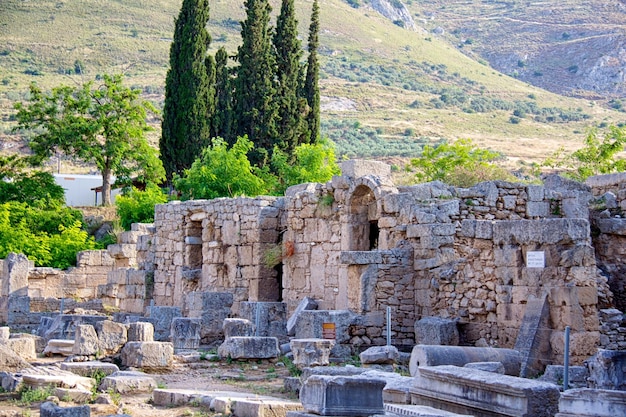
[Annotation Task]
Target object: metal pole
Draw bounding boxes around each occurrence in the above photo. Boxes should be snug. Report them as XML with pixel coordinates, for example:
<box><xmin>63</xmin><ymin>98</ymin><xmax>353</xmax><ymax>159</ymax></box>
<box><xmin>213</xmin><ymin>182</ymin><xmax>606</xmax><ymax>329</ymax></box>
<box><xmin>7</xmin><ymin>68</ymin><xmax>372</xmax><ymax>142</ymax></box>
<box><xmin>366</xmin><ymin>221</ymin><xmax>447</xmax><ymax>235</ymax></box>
<box><xmin>386</xmin><ymin>306</ymin><xmax>391</xmax><ymax>346</ymax></box>
<box><xmin>563</xmin><ymin>326</ymin><xmax>570</xmax><ymax>391</ymax></box>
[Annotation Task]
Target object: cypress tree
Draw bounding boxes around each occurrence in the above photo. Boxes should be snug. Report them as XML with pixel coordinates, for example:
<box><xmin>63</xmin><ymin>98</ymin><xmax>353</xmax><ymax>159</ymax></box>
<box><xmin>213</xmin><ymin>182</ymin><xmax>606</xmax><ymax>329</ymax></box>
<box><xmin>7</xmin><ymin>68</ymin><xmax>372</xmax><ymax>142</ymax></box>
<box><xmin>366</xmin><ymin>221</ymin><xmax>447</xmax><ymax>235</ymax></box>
<box><xmin>274</xmin><ymin>0</ymin><xmax>305</xmax><ymax>157</ymax></box>
<box><xmin>213</xmin><ymin>47</ymin><xmax>234</xmax><ymax>141</ymax></box>
<box><xmin>304</xmin><ymin>0</ymin><xmax>321</xmax><ymax>144</ymax></box>
<box><xmin>234</xmin><ymin>0</ymin><xmax>278</xmax><ymax>167</ymax></box>
<box><xmin>160</xmin><ymin>0</ymin><xmax>214</xmax><ymax>184</ymax></box>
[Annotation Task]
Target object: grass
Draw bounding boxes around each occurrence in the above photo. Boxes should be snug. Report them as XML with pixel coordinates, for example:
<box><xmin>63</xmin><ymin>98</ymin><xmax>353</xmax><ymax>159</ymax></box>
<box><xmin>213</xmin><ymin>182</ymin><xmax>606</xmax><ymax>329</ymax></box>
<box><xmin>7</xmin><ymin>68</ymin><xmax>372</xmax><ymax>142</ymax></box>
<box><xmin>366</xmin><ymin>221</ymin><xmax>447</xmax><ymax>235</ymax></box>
<box><xmin>0</xmin><ymin>0</ymin><xmax>623</xmax><ymax>169</ymax></box>
<box><xmin>16</xmin><ymin>385</ymin><xmax>54</xmax><ymax>406</ymax></box>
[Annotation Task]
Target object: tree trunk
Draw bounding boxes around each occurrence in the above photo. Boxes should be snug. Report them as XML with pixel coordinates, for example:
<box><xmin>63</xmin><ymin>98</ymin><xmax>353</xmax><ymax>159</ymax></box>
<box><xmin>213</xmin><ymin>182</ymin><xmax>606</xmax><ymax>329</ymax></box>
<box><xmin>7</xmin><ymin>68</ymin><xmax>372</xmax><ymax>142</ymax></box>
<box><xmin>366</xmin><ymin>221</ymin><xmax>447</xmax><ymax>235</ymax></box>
<box><xmin>101</xmin><ymin>167</ymin><xmax>112</xmax><ymax>206</ymax></box>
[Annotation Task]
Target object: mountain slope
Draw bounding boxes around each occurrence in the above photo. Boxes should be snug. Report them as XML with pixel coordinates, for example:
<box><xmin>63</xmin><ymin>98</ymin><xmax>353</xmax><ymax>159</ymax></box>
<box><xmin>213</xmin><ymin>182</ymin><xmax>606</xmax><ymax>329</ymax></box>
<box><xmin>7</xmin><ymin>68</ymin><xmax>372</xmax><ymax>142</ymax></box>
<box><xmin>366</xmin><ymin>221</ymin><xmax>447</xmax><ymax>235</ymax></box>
<box><xmin>0</xmin><ymin>0</ymin><xmax>624</xmax><ymax>169</ymax></box>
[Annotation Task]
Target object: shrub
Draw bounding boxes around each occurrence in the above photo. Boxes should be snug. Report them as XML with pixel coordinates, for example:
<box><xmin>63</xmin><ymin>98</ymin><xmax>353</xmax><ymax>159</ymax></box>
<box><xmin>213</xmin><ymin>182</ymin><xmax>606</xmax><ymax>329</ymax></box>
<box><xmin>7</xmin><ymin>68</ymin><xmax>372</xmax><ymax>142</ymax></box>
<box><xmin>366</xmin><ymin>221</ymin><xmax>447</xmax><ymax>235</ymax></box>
<box><xmin>116</xmin><ymin>183</ymin><xmax>168</xmax><ymax>230</ymax></box>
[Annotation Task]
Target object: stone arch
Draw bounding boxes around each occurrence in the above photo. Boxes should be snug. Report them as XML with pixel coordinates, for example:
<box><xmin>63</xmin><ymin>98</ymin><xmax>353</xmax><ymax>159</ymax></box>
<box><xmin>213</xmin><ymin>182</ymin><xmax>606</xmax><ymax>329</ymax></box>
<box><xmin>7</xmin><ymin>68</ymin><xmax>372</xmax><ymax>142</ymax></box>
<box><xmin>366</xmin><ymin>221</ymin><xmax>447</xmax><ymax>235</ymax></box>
<box><xmin>344</xmin><ymin>177</ymin><xmax>386</xmax><ymax>251</ymax></box>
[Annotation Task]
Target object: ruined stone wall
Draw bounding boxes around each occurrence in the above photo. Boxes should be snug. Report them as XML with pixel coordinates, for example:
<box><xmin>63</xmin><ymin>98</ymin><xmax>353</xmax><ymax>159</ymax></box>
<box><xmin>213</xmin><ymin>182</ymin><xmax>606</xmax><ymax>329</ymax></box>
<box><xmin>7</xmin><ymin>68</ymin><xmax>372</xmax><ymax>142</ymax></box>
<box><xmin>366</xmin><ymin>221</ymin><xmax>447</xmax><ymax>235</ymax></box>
<box><xmin>152</xmin><ymin>197</ymin><xmax>282</xmax><ymax>315</ymax></box>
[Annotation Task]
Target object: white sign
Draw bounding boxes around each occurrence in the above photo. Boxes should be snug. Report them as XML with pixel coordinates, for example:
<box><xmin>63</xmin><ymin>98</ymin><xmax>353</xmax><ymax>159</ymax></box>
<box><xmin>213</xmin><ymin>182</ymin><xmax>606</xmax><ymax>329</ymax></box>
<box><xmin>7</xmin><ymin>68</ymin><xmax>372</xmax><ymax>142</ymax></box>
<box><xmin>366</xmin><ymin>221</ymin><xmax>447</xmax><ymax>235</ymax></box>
<box><xmin>526</xmin><ymin>251</ymin><xmax>545</xmax><ymax>268</ymax></box>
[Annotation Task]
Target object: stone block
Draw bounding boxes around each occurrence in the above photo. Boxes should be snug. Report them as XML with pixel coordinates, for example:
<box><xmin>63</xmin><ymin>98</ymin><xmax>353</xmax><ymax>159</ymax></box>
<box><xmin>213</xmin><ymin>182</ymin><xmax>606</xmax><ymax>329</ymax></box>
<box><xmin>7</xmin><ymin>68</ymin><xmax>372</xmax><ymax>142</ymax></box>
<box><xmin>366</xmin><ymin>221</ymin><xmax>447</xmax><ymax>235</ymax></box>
<box><xmin>146</xmin><ymin>306</ymin><xmax>181</xmax><ymax>341</ymax></box>
<box><xmin>95</xmin><ymin>320</ymin><xmax>127</xmax><ymax>356</ymax></box>
<box><xmin>359</xmin><ymin>345</ymin><xmax>399</xmax><ymax>365</ymax></box>
<box><xmin>120</xmin><ymin>341</ymin><xmax>173</xmax><ymax>369</ymax></box>
<box><xmin>40</xmin><ymin>401</ymin><xmax>90</xmax><ymax>417</ymax></box>
<box><xmin>295</xmin><ymin>310</ymin><xmax>355</xmax><ymax>345</ymax></box>
<box><xmin>414</xmin><ymin>316</ymin><xmax>459</xmax><ymax>346</ymax></box>
<box><xmin>0</xmin><ymin>327</ymin><xmax>9</xmax><ymax>342</ymax></box>
<box><xmin>39</xmin><ymin>314</ymin><xmax>108</xmax><ymax>342</ymax></box>
<box><xmin>127</xmin><ymin>321</ymin><xmax>154</xmax><ymax>342</ymax></box>
<box><xmin>5</xmin><ymin>337</ymin><xmax>36</xmax><ymax>361</ymax></box>
<box><xmin>299</xmin><ymin>375</ymin><xmax>386</xmax><ymax>416</ymax></box>
<box><xmin>240</xmin><ymin>302</ymin><xmax>288</xmax><ymax>341</ymax></box>
<box><xmin>585</xmin><ymin>349</ymin><xmax>626</xmax><ymax>391</ymax></box>
<box><xmin>188</xmin><ymin>292</ymin><xmax>232</xmax><ymax>343</ymax></box>
<box><xmin>99</xmin><ymin>370</ymin><xmax>157</xmax><ymax>394</ymax></box>
<box><xmin>463</xmin><ymin>361</ymin><xmax>505</xmax><ymax>374</ymax></box>
<box><xmin>291</xmin><ymin>339</ymin><xmax>335</xmax><ymax>368</ymax></box>
<box><xmin>53</xmin><ymin>387</ymin><xmax>92</xmax><ymax>404</ymax></box>
<box><xmin>287</xmin><ymin>297</ymin><xmax>318</xmax><ymax>336</ymax></box>
<box><xmin>223</xmin><ymin>318</ymin><xmax>255</xmax><ymax>338</ymax></box>
<box><xmin>10</xmin><ymin>333</ymin><xmax>46</xmax><ymax>353</ymax></box>
<box><xmin>73</xmin><ymin>324</ymin><xmax>99</xmax><ymax>356</ymax></box>
<box><xmin>59</xmin><ymin>361</ymin><xmax>120</xmax><ymax>377</ymax></box>
<box><xmin>411</xmin><ymin>365</ymin><xmax>560</xmax><ymax>417</ymax></box>
<box><xmin>218</xmin><ymin>337</ymin><xmax>280</xmax><ymax>360</ymax></box>
<box><xmin>409</xmin><ymin>345</ymin><xmax>522</xmax><ymax>377</ymax></box>
<box><xmin>43</xmin><ymin>339</ymin><xmax>75</xmax><ymax>357</ymax></box>
<box><xmin>341</xmin><ymin>159</ymin><xmax>391</xmax><ymax>179</ymax></box>
<box><xmin>556</xmin><ymin>388</ymin><xmax>626</xmax><ymax>417</ymax></box>
<box><xmin>0</xmin><ymin>343</ymin><xmax>30</xmax><ymax>372</ymax></box>
<box><xmin>170</xmin><ymin>317</ymin><xmax>201</xmax><ymax>350</ymax></box>
<box><xmin>537</xmin><ymin>365</ymin><xmax>588</xmax><ymax>389</ymax></box>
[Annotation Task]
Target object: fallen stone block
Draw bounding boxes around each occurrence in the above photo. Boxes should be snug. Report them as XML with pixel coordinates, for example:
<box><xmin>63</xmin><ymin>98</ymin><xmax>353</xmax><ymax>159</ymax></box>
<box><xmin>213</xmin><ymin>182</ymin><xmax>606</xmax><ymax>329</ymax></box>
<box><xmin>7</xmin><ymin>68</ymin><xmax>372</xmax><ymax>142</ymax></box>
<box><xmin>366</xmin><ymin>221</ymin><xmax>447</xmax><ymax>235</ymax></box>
<box><xmin>414</xmin><ymin>317</ymin><xmax>459</xmax><ymax>346</ymax></box>
<box><xmin>287</xmin><ymin>297</ymin><xmax>318</xmax><ymax>336</ymax></box>
<box><xmin>463</xmin><ymin>361</ymin><xmax>505</xmax><ymax>374</ymax></box>
<box><xmin>555</xmin><ymin>388</ymin><xmax>626</xmax><ymax>417</ymax></box>
<box><xmin>218</xmin><ymin>337</ymin><xmax>280</xmax><ymax>360</ymax></box>
<box><xmin>170</xmin><ymin>317</ymin><xmax>201</xmax><ymax>350</ymax></box>
<box><xmin>410</xmin><ymin>365</ymin><xmax>560</xmax><ymax>417</ymax></box>
<box><xmin>300</xmin><ymin>374</ymin><xmax>386</xmax><ymax>416</ymax></box>
<box><xmin>231</xmin><ymin>397</ymin><xmax>303</xmax><ymax>417</ymax></box>
<box><xmin>21</xmin><ymin>369</ymin><xmax>94</xmax><ymax>392</ymax></box>
<box><xmin>291</xmin><ymin>338</ymin><xmax>335</xmax><ymax>368</ymax></box>
<box><xmin>585</xmin><ymin>349</ymin><xmax>626</xmax><ymax>391</ymax></box>
<box><xmin>5</xmin><ymin>337</ymin><xmax>36</xmax><ymax>361</ymax></box>
<box><xmin>240</xmin><ymin>301</ymin><xmax>288</xmax><ymax>342</ymax></box>
<box><xmin>0</xmin><ymin>371</ymin><xmax>23</xmax><ymax>392</ymax></box>
<box><xmin>43</xmin><ymin>339</ymin><xmax>75</xmax><ymax>357</ymax></box>
<box><xmin>73</xmin><ymin>324</ymin><xmax>99</xmax><ymax>356</ymax></box>
<box><xmin>145</xmin><ymin>306</ymin><xmax>181</xmax><ymax>341</ymax></box>
<box><xmin>409</xmin><ymin>344</ymin><xmax>522</xmax><ymax>376</ymax></box>
<box><xmin>95</xmin><ymin>320</ymin><xmax>127</xmax><ymax>356</ymax></box>
<box><xmin>40</xmin><ymin>401</ymin><xmax>90</xmax><ymax>417</ymax></box>
<box><xmin>385</xmin><ymin>404</ymin><xmax>473</xmax><ymax>417</ymax></box>
<box><xmin>99</xmin><ymin>370</ymin><xmax>157</xmax><ymax>394</ymax></box>
<box><xmin>127</xmin><ymin>321</ymin><xmax>154</xmax><ymax>342</ymax></box>
<box><xmin>120</xmin><ymin>341</ymin><xmax>173</xmax><ymax>369</ymax></box>
<box><xmin>360</xmin><ymin>345</ymin><xmax>399</xmax><ymax>365</ymax></box>
<box><xmin>0</xmin><ymin>343</ymin><xmax>31</xmax><ymax>372</ymax></box>
<box><xmin>538</xmin><ymin>365</ymin><xmax>588</xmax><ymax>389</ymax></box>
<box><xmin>54</xmin><ymin>387</ymin><xmax>92</xmax><ymax>404</ymax></box>
<box><xmin>10</xmin><ymin>333</ymin><xmax>46</xmax><ymax>354</ymax></box>
<box><xmin>152</xmin><ymin>388</ymin><xmax>213</xmax><ymax>407</ymax></box>
<box><xmin>0</xmin><ymin>327</ymin><xmax>10</xmax><ymax>342</ymax></box>
<box><xmin>39</xmin><ymin>314</ymin><xmax>107</xmax><ymax>342</ymax></box>
<box><xmin>59</xmin><ymin>361</ymin><xmax>119</xmax><ymax>377</ymax></box>
<box><xmin>223</xmin><ymin>318</ymin><xmax>255</xmax><ymax>338</ymax></box>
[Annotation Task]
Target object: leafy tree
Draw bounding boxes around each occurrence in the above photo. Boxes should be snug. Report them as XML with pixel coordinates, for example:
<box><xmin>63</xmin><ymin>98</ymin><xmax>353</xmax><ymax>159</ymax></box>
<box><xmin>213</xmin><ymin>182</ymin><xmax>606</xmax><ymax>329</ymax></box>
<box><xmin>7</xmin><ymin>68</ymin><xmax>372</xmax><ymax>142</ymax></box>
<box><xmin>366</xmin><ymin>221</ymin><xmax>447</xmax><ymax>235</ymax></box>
<box><xmin>273</xmin><ymin>0</ymin><xmax>305</xmax><ymax>156</ymax></box>
<box><xmin>161</xmin><ymin>0</ymin><xmax>215</xmax><ymax>184</ymax></box>
<box><xmin>543</xmin><ymin>126</ymin><xmax>626</xmax><ymax>181</ymax></box>
<box><xmin>409</xmin><ymin>138</ymin><xmax>512</xmax><ymax>186</ymax></box>
<box><xmin>116</xmin><ymin>183</ymin><xmax>169</xmax><ymax>230</ymax></box>
<box><xmin>234</xmin><ymin>0</ymin><xmax>278</xmax><ymax>166</ymax></box>
<box><xmin>0</xmin><ymin>155</ymin><xmax>65</xmax><ymax>207</ymax></box>
<box><xmin>271</xmin><ymin>139</ymin><xmax>341</xmax><ymax>194</ymax></box>
<box><xmin>304</xmin><ymin>0</ymin><xmax>321</xmax><ymax>144</ymax></box>
<box><xmin>14</xmin><ymin>74</ymin><xmax>164</xmax><ymax>205</ymax></box>
<box><xmin>174</xmin><ymin>136</ymin><xmax>270</xmax><ymax>200</ymax></box>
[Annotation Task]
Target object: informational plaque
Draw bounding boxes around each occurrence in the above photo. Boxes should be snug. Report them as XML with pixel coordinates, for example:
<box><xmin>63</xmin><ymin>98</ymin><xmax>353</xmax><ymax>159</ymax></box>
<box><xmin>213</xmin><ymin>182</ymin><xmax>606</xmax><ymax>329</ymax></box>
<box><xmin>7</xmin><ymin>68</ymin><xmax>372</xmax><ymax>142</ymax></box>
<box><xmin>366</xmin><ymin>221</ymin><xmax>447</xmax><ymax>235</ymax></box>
<box><xmin>322</xmin><ymin>322</ymin><xmax>336</xmax><ymax>340</ymax></box>
<box><xmin>526</xmin><ymin>251</ymin><xmax>545</xmax><ymax>268</ymax></box>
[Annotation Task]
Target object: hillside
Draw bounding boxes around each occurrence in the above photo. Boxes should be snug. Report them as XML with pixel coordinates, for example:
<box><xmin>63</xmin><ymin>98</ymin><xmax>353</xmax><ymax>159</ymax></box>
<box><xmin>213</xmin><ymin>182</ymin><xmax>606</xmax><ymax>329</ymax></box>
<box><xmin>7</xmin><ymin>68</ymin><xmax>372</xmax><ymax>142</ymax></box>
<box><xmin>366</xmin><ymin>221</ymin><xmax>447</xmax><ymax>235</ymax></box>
<box><xmin>0</xmin><ymin>0</ymin><xmax>624</xmax><ymax>171</ymax></box>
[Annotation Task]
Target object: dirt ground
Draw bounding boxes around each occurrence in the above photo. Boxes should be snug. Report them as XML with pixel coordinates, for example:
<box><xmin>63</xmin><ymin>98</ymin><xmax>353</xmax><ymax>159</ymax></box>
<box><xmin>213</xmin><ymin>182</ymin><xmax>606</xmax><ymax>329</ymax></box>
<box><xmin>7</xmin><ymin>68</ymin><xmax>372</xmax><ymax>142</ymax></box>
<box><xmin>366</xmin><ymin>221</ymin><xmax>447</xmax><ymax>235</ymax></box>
<box><xmin>0</xmin><ymin>356</ymin><xmax>298</xmax><ymax>417</ymax></box>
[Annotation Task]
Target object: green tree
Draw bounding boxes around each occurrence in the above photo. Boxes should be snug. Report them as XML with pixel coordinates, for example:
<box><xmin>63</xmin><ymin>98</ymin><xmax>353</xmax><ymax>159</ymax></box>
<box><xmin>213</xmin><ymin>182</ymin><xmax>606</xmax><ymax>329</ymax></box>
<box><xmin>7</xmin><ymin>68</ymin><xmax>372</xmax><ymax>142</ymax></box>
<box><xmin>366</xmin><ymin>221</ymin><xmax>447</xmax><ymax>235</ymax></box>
<box><xmin>14</xmin><ymin>74</ymin><xmax>164</xmax><ymax>205</ymax></box>
<box><xmin>213</xmin><ymin>47</ymin><xmax>234</xmax><ymax>141</ymax></box>
<box><xmin>174</xmin><ymin>136</ymin><xmax>270</xmax><ymax>200</ymax></box>
<box><xmin>161</xmin><ymin>0</ymin><xmax>215</xmax><ymax>184</ymax></box>
<box><xmin>303</xmin><ymin>0</ymin><xmax>321</xmax><ymax>144</ymax></box>
<box><xmin>274</xmin><ymin>0</ymin><xmax>305</xmax><ymax>156</ymax></box>
<box><xmin>234</xmin><ymin>0</ymin><xmax>278</xmax><ymax>167</ymax></box>
<box><xmin>409</xmin><ymin>138</ymin><xmax>512</xmax><ymax>186</ymax></box>
<box><xmin>116</xmin><ymin>183</ymin><xmax>168</xmax><ymax>230</ymax></box>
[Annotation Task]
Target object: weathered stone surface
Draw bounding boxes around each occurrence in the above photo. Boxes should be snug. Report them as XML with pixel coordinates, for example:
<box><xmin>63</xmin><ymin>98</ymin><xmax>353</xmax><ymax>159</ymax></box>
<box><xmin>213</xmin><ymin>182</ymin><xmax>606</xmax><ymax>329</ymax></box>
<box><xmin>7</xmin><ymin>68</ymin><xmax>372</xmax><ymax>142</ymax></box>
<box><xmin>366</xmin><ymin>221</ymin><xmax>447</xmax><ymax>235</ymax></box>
<box><xmin>585</xmin><ymin>349</ymin><xmax>626</xmax><ymax>391</ymax></box>
<box><xmin>240</xmin><ymin>301</ymin><xmax>288</xmax><ymax>342</ymax></box>
<box><xmin>59</xmin><ymin>361</ymin><xmax>119</xmax><ymax>377</ymax></box>
<box><xmin>0</xmin><ymin>327</ymin><xmax>9</xmax><ymax>342</ymax></box>
<box><xmin>99</xmin><ymin>370</ymin><xmax>157</xmax><ymax>394</ymax></box>
<box><xmin>120</xmin><ymin>341</ymin><xmax>174</xmax><ymax>369</ymax></box>
<box><xmin>384</xmin><ymin>404</ymin><xmax>473</xmax><ymax>417</ymax></box>
<box><xmin>359</xmin><ymin>345</ymin><xmax>399</xmax><ymax>365</ymax></box>
<box><xmin>463</xmin><ymin>361</ymin><xmax>505</xmax><ymax>374</ymax></box>
<box><xmin>294</xmin><ymin>310</ymin><xmax>356</xmax><ymax>357</ymax></box>
<box><xmin>40</xmin><ymin>401</ymin><xmax>90</xmax><ymax>417</ymax></box>
<box><xmin>95</xmin><ymin>320</ymin><xmax>127</xmax><ymax>356</ymax></box>
<box><xmin>287</xmin><ymin>297</ymin><xmax>318</xmax><ymax>336</ymax></box>
<box><xmin>5</xmin><ymin>337</ymin><xmax>36</xmax><ymax>361</ymax></box>
<box><xmin>0</xmin><ymin>343</ymin><xmax>30</xmax><ymax>372</ymax></box>
<box><xmin>39</xmin><ymin>314</ymin><xmax>107</xmax><ymax>343</ymax></box>
<box><xmin>218</xmin><ymin>337</ymin><xmax>280</xmax><ymax>360</ymax></box>
<box><xmin>409</xmin><ymin>345</ymin><xmax>522</xmax><ymax>377</ymax></box>
<box><xmin>73</xmin><ymin>324</ymin><xmax>99</xmax><ymax>356</ymax></box>
<box><xmin>300</xmin><ymin>374</ymin><xmax>386</xmax><ymax>416</ymax></box>
<box><xmin>538</xmin><ymin>365</ymin><xmax>588</xmax><ymax>389</ymax></box>
<box><xmin>414</xmin><ymin>317</ymin><xmax>459</xmax><ymax>346</ymax></box>
<box><xmin>146</xmin><ymin>306</ymin><xmax>181</xmax><ymax>341</ymax></box>
<box><xmin>186</xmin><ymin>292</ymin><xmax>232</xmax><ymax>344</ymax></box>
<box><xmin>556</xmin><ymin>388</ymin><xmax>626</xmax><ymax>417</ymax></box>
<box><xmin>411</xmin><ymin>365</ymin><xmax>560</xmax><ymax>417</ymax></box>
<box><xmin>43</xmin><ymin>339</ymin><xmax>75</xmax><ymax>357</ymax></box>
<box><xmin>170</xmin><ymin>317</ymin><xmax>201</xmax><ymax>350</ymax></box>
<box><xmin>291</xmin><ymin>339</ymin><xmax>335</xmax><ymax>368</ymax></box>
<box><xmin>54</xmin><ymin>387</ymin><xmax>92</xmax><ymax>404</ymax></box>
<box><xmin>10</xmin><ymin>333</ymin><xmax>46</xmax><ymax>354</ymax></box>
<box><xmin>127</xmin><ymin>321</ymin><xmax>154</xmax><ymax>342</ymax></box>
<box><xmin>223</xmin><ymin>318</ymin><xmax>255</xmax><ymax>338</ymax></box>
<box><xmin>21</xmin><ymin>366</ymin><xmax>94</xmax><ymax>391</ymax></box>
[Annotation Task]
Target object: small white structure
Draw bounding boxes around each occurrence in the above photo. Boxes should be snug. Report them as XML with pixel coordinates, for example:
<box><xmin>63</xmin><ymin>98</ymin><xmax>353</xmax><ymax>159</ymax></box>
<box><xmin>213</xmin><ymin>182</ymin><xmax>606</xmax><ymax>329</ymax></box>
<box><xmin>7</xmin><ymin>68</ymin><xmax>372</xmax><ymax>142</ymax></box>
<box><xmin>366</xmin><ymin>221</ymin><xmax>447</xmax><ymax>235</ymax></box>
<box><xmin>53</xmin><ymin>174</ymin><xmax>121</xmax><ymax>206</ymax></box>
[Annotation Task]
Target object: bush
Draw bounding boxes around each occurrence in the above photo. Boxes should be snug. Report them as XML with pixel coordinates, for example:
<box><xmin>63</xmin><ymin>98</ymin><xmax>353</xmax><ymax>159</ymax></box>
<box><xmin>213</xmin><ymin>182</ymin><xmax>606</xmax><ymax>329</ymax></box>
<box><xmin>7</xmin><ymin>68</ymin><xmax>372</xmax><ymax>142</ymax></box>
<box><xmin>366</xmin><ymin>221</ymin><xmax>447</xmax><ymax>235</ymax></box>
<box><xmin>116</xmin><ymin>183</ymin><xmax>168</xmax><ymax>230</ymax></box>
<box><xmin>0</xmin><ymin>170</ymin><xmax>65</xmax><ymax>207</ymax></box>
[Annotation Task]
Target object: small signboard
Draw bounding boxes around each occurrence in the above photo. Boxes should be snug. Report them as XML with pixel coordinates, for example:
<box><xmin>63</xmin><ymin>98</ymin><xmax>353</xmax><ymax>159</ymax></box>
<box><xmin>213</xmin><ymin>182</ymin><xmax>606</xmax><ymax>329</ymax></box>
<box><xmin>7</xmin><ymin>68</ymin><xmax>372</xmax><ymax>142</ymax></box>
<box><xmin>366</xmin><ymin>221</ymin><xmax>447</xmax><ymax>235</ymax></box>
<box><xmin>322</xmin><ymin>322</ymin><xmax>336</xmax><ymax>340</ymax></box>
<box><xmin>526</xmin><ymin>251</ymin><xmax>545</xmax><ymax>268</ymax></box>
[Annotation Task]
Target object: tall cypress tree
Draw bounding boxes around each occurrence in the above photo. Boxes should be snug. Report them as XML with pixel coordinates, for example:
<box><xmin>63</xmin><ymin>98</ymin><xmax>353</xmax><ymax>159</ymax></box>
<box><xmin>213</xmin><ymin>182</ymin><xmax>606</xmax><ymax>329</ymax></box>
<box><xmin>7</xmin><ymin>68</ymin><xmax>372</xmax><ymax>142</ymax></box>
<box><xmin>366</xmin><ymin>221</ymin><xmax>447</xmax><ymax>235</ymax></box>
<box><xmin>304</xmin><ymin>0</ymin><xmax>321</xmax><ymax>144</ymax></box>
<box><xmin>160</xmin><ymin>0</ymin><xmax>214</xmax><ymax>184</ymax></box>
<box><xmin>234</xmin><ymin>0</ymin><xmax>278</xmax><ymax>167</ymax></box>
<box><xmin>213</xmin><ymin>47</ymin><xmax>233</xmax><ymax>141</ymax></box>
<box><xmin>273</xmin><ymin>0</ymin><xmax>304</xmax><ymax>157</ymax></box>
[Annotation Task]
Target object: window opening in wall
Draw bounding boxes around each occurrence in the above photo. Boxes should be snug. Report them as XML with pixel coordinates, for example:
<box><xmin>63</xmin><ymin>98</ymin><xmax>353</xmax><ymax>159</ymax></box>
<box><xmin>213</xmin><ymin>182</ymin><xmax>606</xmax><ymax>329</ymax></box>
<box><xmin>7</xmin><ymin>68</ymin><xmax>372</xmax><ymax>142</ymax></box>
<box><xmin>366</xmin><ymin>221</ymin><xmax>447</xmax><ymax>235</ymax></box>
<box><xmin>369</xmin><ymin>220</ymin><xmax>379</xmax><ymax>250</ymax></box>
<box><xmin>275</xmin><ymin>263</ymin><xmax>283</xmax><ymax>302</ymax></box>
<box><xmin>185</xmin><ymin>220</ymin><xmax>203</xmax><ymax>270</ymax></box>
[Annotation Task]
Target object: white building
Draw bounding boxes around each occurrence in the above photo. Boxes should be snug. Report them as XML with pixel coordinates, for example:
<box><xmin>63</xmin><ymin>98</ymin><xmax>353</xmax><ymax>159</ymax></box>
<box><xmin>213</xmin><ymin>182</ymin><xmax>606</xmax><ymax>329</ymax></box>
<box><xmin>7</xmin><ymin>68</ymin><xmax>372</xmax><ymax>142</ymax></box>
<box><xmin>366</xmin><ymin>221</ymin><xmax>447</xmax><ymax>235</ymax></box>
<box><xmin>53</xmin><ymin>174</ymin><xmax>121</xmax><ymax>206</ymax></box>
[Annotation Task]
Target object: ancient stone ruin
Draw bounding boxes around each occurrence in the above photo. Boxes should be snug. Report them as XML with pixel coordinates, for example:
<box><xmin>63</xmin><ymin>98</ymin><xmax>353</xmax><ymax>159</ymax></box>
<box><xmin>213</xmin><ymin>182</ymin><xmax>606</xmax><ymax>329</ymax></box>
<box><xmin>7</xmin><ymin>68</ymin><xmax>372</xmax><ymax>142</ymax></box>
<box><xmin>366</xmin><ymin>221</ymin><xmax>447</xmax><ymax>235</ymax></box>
<box><xmin>1</xmin><ymin>160</ymin><xmax>626</xmax><ymax>416</ymax></box>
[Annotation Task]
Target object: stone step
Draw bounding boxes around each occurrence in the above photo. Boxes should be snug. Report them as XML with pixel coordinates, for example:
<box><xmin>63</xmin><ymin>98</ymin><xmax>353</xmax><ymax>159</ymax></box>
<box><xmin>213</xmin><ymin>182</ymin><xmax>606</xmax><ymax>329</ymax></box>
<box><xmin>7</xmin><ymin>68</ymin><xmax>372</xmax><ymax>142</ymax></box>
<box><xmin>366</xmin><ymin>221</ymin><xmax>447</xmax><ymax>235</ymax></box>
<box><xmin>152</xmin><ymin>389</ymin><xmax>303</xmax><ymax>417</ymax></box>
<box><xmin>385</xmin><ymin>404</ymin><xmax>473</xmax><ymax>417</ymax></box>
